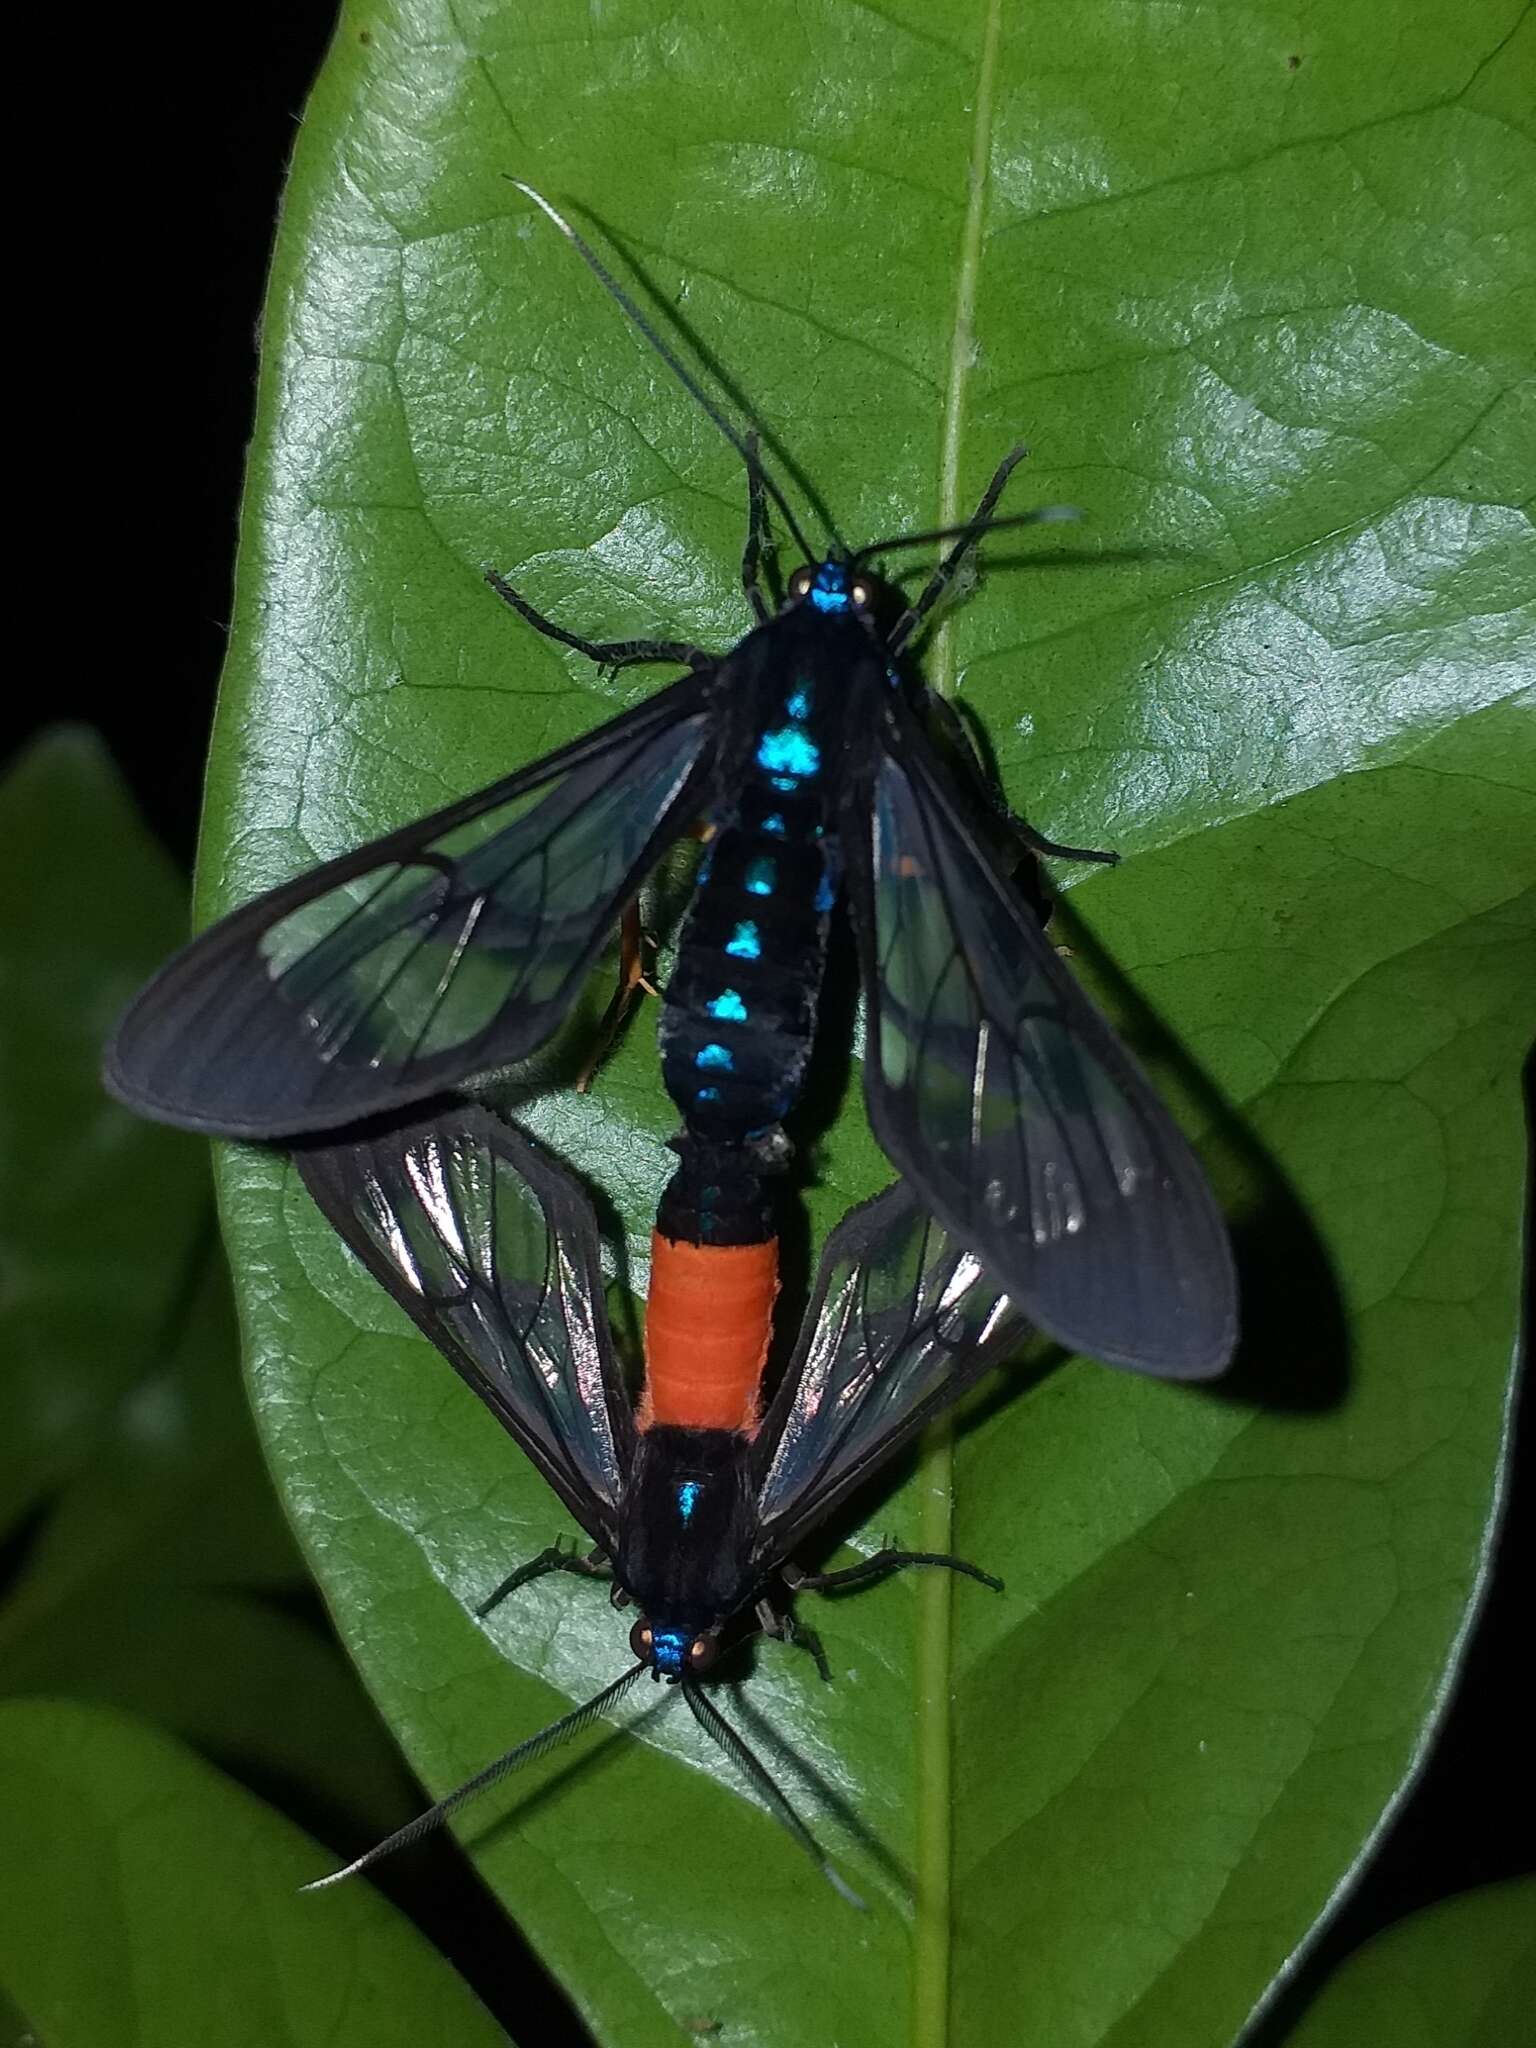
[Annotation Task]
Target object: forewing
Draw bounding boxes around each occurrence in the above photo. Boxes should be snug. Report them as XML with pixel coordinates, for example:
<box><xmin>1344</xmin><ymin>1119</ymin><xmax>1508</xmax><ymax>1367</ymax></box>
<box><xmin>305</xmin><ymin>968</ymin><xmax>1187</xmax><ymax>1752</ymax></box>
<box><xmin>847</xmin><ymin>711</ymin><xmax>1236</xmax><ymax>1378</ymax></box>
<box><xmin>750</xmin><ymin>1183</ymin><xmax>1024</xmax><ymax>1562</ymax></box>
<box><xmin>297</xmin><ymin>1102</ymin><xmax>633</xmax><ymax>1541</ymax></box>
<box><xmin>105</xmin><ymin>675</ymin><xmax>714</xmax><ymax>1135</ymax></box>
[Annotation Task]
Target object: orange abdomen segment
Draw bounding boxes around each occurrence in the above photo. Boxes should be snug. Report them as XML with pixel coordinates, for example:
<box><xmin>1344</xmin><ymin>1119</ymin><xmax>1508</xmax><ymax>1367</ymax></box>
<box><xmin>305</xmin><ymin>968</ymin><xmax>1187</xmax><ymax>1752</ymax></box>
<box><xmin>642</xmin><ymin>1233</ymin><xmax>780</xmax><ymax>1433</ymax></box>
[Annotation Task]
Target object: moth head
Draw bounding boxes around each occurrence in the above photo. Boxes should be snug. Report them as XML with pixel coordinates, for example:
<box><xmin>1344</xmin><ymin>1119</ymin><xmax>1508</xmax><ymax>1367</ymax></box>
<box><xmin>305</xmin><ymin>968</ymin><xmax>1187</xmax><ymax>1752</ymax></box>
<box><xmin>786</xmin><ymin>559</ymin><xmax>879</xmax><ymax>619</ymax></box>
<box><xmin>629</xmin><ymin>1616</ymin><xmax>722</xmax><ymax>1679</ymax></box>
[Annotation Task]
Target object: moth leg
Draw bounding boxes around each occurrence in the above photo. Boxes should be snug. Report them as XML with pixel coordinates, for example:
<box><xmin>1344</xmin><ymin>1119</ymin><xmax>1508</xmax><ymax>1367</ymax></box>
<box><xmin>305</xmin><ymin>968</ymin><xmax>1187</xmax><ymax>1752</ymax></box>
<box><xmin>786</xmin><ymin>1548</ymin><xmax>1003</xmax><ymax>1598</ymax></box>
<box><xmin>475</xmin><ymin>1538</ymin><xmax>613</xmax><ymax>1619</ymax></box>
<box><xmin>575</xmin><ymin>901</ymin><xmax>660</xmax><ymax>1094</ymax></box>
<box><xmin>756</xmin><ymin>1597</ymin><xmax>833</xmax><ymax>1683</ymax></box>
<box><xmin>740</xmin><ymin>430</ymin><xmax>774</xmax><ymax>624</ymax></box>
<box><xmin>887</xmin><ymin>443</ymin><xmax>1030</xmax><ymax>656</ymax></box>
<box><xmin>484</xmin><ymin>567</ymin><xmax>714</xmax><ymax>672</ymax></box>
<box><xmin>927</xmin><ymin>694</ymin><xmax>1118</xmax><ymax>870</ymax></box>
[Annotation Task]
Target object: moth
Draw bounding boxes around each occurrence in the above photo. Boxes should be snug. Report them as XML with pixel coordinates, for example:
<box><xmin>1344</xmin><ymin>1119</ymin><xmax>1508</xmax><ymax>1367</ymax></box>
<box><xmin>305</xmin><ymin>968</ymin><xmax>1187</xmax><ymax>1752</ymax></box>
<box><xmin>106</xmin><ymin>186</ymin><xmax>1236</xmax><ymax>1378</ymax></box>
<box><xmin>298</xmin><ymin>1099</ymin><xmax>1026</xmax><ymax>1897</ymax></box>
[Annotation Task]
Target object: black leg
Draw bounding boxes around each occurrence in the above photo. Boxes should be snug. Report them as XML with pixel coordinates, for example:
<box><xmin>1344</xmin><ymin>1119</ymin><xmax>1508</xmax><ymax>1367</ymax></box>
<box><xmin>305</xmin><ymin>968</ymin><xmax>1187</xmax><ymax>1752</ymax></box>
<box><xmin>887</xmin><ymin>444</ymin><xmax>1030</xmax><ymax>656</ymax></box>
<box><xmin>925</xmin><ymin>692</ymin><xmax>1119</xmax><ymax>869</ymax></box>
<box><xmin>786</xmin><ymin>1546</ymin><xmax>1003</xmax><ymax>1598</ymax></box>
<box><xmin>483</xmin><ymin>567</ymin><xmax>714</xmax><ymax>672</ymax></box>
<box><xmin>757</xmin><ymin>1598</ymin><xmax>834</xmax><ymax>1682</ymax></box>
<box><xmin>740</xmin><ymin>431</ymin><xmax>774</xmax><ymax>624</ymax></box>
<box><xmin>475</xmin><ymin>1541</ymin><xmax>612</xmax><ymax>1619</ymax></box>
<box><xmin>1008</xmin><ymin>819</ymin><xmax>1119</xmax><ymax>866</ymax></box>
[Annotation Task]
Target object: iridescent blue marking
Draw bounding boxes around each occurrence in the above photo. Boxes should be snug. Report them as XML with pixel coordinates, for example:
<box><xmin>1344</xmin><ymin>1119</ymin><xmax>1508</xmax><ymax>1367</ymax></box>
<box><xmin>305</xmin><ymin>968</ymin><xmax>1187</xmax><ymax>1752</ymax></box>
<box><xmin>756</xmin><ymin>727</ymin><xmax>821</xmax><ymax>779</ymax></box>
<box><xmin>696</xmin><ymin>1042</ymin><xmax>733</xmax><ymax>1071</ymax></box>
<box><xmin>744</xmin><ymin>856</ymin><xmax>777</xmax><ymax>896</ymax></box>
<box><xmin>695</xmin><ymin>1085</ymin><xmax>721</xmax><ymax>1104</ymax></box>
<box><xmin>786</xmin><ymin>685</ymin><xmax>812</xmax><ymax>720</ymax></box>
<box><xmin>770</xmin><ymin>776</ymin><xmax>799</xmax><ymax>793</ymax></box>
<box><xmin>652</xmin><ymin>1628</ymin><xmax>688</xmax><ymax>1676</ymax></box>
<box><xmin>814</xmin><ymin>872</ymin><xmax>837</xmax><ymax>914</ymax></box>
<box><xmin>677</xmin><ymin>1481</ymin><xmax>701</xmax><ymax>1524</ymax></box>
<box><xmin>726</xmin><ymin>920</ymin><xmax>761</xmax><ymax>960</ymax></box>
<box><xmin>762</xmin><ymin>812</ymin><xmax>786</xmax><ymax>835</ymax></box>
<box><xmin>809</xmin><ymin>564</ymin><xmax>851</xmax><ymax>614</ymax></box>
<box><xmin>706</xmin><ymin>989</ymin><xmax>748</xmax><ymax>1022</ymax></box>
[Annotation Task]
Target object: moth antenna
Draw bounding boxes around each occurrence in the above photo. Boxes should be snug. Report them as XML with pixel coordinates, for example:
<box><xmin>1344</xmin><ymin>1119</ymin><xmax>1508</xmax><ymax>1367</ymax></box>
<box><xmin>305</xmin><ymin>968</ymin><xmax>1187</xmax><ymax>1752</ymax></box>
<box><xmin>681</xmin><ymin>1677</ymin><xmax>866</xmax><ymax>1909</ymax></box>
<box><xmin>857</xmin><ymin>504</ymin><xmax>1080</xmax><ymax>562</ymax></box>
<box><xmin>510</xmin><ymin>181</ymin><xmax>825</xmax><ymax>565</ymax></box>
<box><xmin>301</xmin><ymin>1661</ymin><xmax>647</xmax><ymax>1892</ymax></box>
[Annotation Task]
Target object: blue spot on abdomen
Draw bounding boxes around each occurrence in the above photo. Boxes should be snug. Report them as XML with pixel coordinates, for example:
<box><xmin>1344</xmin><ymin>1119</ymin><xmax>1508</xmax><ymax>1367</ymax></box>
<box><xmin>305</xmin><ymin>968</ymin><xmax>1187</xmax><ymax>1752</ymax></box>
<box><xmin>756</xmin><ymin>728</ymin><xmax>820</xmax><ymax>779</ymax></box>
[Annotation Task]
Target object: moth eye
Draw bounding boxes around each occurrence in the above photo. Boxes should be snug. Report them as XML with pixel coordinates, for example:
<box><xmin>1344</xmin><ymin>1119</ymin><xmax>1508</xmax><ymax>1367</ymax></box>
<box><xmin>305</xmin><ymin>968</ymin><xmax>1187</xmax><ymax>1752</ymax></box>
<box><xmin>629</xmin><ymin>1618</ymin><xmax>654</xmax><ymax>1661</ymax></box>
<box><xmin>788</xmin><ymin>566</ymin><xmax>815</xmax><ymax>599</ymax></box>
<box><xmin>688</xmin><ymin>1634</ymin><xmax>720</xmax><ymax>1674</ymax></box>
<box><xmin>850</xmin><ymin>579</ymin><xmax>874</xmax><ymax>609</ymax></box>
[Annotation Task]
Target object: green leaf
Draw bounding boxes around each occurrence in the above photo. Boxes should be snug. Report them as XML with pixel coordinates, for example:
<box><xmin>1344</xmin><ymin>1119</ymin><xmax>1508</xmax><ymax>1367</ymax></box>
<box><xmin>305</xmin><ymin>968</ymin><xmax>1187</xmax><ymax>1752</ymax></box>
<box><xmin>0</xmin><ymin>729</ymin><xmax>206</xmax><ymax>1527</ymax></box>
<box><xmin>0</xmin><ymin>1699</ymin><xmax>507</xmax><ymax>2048</ymax></box>
<box><xmin>0</xmin><ymin>729</ymin><xmax>418</xmax><ymax>1837</ymax></box>
<box><xmin>204</xmin><ymin>5</ymin><xmax>1531</xmax><ymax>2043</ymax></box>
<box><xmin>1282</xmin><ymin>1881</ymin><xmax>1536</xmax><ymax>2047</ymax></box>
<box><xmin>0</xmin><ymin>1982</ymin><xmax>40</xmax><ymax>2048</ymax></box>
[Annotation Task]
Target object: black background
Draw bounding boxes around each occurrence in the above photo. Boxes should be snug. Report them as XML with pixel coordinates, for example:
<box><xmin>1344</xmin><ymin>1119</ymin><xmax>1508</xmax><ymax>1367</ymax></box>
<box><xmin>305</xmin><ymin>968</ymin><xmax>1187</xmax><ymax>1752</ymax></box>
<box><xmin>30</xmin><ymin>5</ymin><xmax>1530</xmax><ymax>2039</ymax></box>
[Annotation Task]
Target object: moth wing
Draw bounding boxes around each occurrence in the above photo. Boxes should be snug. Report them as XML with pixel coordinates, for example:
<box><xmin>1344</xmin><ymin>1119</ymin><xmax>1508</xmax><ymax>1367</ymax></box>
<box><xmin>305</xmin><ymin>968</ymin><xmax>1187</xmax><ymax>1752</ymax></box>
<box><xmin>105</xmin><ymin>674</ymin><xmax>714</xmax><ymax>1135</ymax></box>
<box><xmin>845</xmin><ymin>708</ymin><xmax>1235</xmax><ymax>1378</ymax></box>
<box><xmin>750</xmin><ymin>1182</ymin><xmax>1023</xmax><ymax>1562</ymax></box>
<box><xmin>297</xmin><ymin>1102</ymin><xmax>633</xmax><ymax>1541</ymax></box>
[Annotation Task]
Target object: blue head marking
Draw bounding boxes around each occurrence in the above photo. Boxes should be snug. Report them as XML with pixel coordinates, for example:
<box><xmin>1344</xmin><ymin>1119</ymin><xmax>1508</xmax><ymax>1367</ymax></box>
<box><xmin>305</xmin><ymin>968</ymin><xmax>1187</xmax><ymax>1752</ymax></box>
<box><xmin>695</xmin><ymin>1085</ymin><xmax>721</xmax><ymax>1103</ymax></box>
<box><xmin>786</xmin><ymin>684</ymin><xmax>812</xmax><ymax>720</ymax></box>
<box><xmin>676</xmin><ymin>1480</ymin><xmax>701</xmax><ymax>1524</ymax></box>
<box><xmin>756</xmin><ymin>728</ymin><xmax>821</xmax><ymax>779</ymax></box>
<box><xmin>726</xmin><ymin>920</ymin><xmax>761</xmax><ymax>960</ymax></box>
<box><xmin>706</xmin><ymin>989</ymin><xmax>748</xmax><ymax>1023</ymax></box>
<box><xmin>762</xmin><ymin>811</ymin><xmax>786</xmax><ymax>836</ymax></box>
<box><xmin>809</xmin><ymin>562</ymin><xmax>851</xmax><ymax>614</ymax></box>
<box><xmin>651</xmin><ymin>1628</ymin><xmax>688</xmax><ymax>1676</ymax></box>
<box><xmin>744</xmin><ymin>855</ymin><xmax>778</xmax><ymax>896</ymax></box>
<box><xmin>696</xmin><ymin>1042</ymin><xmax>734</xmax><ymax>1072</ymax></box>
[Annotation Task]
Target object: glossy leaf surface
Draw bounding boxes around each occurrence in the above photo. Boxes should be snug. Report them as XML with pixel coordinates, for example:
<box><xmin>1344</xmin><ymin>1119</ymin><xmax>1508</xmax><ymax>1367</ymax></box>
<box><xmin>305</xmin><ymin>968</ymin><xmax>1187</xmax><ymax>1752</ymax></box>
<box><xmin>203</xmin><ymin>5</ymin><xmax>1532</xmax><ymax>2043</ymax></box>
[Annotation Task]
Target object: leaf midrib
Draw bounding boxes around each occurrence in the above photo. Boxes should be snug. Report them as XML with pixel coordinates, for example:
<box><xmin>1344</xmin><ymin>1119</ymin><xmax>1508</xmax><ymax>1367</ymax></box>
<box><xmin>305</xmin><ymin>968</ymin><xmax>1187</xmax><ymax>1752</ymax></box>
<box><xmin>913</xmin><ymin>6</ymin><xmax>1004</xmax><ymax>2043</ymax></box>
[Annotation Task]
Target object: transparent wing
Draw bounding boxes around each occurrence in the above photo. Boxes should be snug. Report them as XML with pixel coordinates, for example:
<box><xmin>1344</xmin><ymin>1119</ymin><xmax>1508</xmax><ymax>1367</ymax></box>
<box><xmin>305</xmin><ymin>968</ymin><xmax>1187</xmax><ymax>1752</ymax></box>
<box><xmin>846</xmin><ymin>710</ymin><xmax>1236</xmax><ymax>1378</ymax></box>
<box><xmin>750</xmin><ymin>1183</ymin><xmax>1024</xmax><ymax>1560</ymax></box>
<box><xmin>105</xmin><ymin>675</ymin><xmax>714</xmax><ymax>1136</ymax></box>
<box><xmin>297</xmin><ymin>1102</ymin><xmax>633</xmax><ymax>1541</ymax></box>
